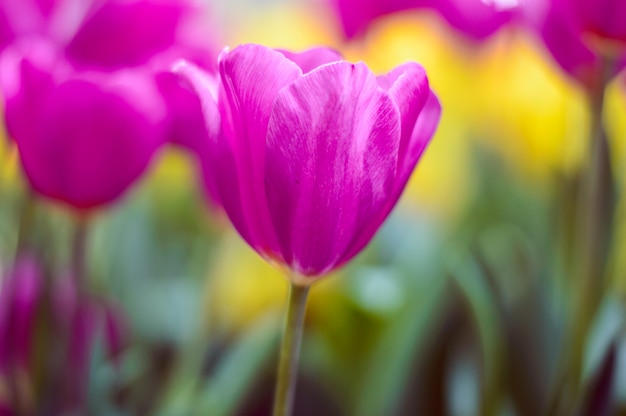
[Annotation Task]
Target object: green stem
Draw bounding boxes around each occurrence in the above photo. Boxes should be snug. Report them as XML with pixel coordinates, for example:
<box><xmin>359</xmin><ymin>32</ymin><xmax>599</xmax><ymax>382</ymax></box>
<box><xmin>574</xmin><ymin>66</ymin><xmax>612</xmax><ymax>363</ymax></box>
<box><xmin>272</xmin><ymin>282</ymin><xmax>310</xmax><ymax>416</ymax></box>
<box><xmin>559</xmin><ymin>61</ymin><xmax>614</xmax><ymax>415</ymax></box>
<box><xmin>548</xmin><ymin>60</ymin><xmax>615</xmax><ymax>416</ymax></box>
<box><xmin>14</xmin><ymin>191</ymin><xmax>35</xmax><ymax>259</ymax></box>
<box><xmin>72</xmin><ymin>216</ymin><xmax>89</xmax><ymax>293</ymax></box>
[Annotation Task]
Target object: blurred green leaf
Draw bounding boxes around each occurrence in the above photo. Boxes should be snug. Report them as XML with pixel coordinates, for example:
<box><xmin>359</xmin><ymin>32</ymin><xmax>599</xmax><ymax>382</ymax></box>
<box><xmin>448</xmin><ymin>250</ymin><xmax>504</xmax><ymax>415</ymax></box>
<box><xmin>353</xmin><ymin>270</ymin><xmax>448</xmax><ymax>416</ymax></box>
<box><xmin>191</xmin><ymin>313</ymin><xmax>280</xmax><ymax>416</ymax></box>
<box><xmin>583</xmin><ymin>297</ymin><xmax>624</xmax><ymax>383</ymax></box>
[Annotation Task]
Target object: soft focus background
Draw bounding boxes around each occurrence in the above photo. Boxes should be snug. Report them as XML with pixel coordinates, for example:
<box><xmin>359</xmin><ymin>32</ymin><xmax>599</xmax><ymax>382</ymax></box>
<box><xmin>2</xmin><ymin>0</ymin><xmax>626</xmax><ymax>415</ymax></box>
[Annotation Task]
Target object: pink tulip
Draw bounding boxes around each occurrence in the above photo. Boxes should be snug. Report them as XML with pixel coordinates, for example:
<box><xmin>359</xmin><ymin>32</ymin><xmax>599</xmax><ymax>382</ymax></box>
<box><xmin>0</xmin><ymin>256</ymin><xmax>41</xmax><ymax>374</ymax></box>
<box><xmin>2</xmin><ymin>41</ymin><xmax>166</xmax><ymax>209</ymax></box>
<box><xmin>0</xmin><ymin>9</ymin><xmax>13</xmax><ymax>50</ymax></box>
<box><xmin>0</xmin><ymin>0</ymin><xmax>218</xmax><ymax>209</ymax></box>
<box><xmin>0</xmin><ymin>0</ymin><xmax>201</xmax><ymax>61</ymax></box>
<box><xmin>176</xmin><ymin>45</ymin><xmax>441</xmax><ymax>281</ymax></box>
<box><xmin>0</xmin><ymin>256</ymin><xmax>127</xmax><ymax>413</ymax></box>
<box><xmin>330</xmin><ymin>0</ymin><xmax>519</xmax><ymax>41</ymax></box>
<box><xmin>524</xmin><ymin>0</ymin><xmax>626</xmax><ymax>85</ymax></box>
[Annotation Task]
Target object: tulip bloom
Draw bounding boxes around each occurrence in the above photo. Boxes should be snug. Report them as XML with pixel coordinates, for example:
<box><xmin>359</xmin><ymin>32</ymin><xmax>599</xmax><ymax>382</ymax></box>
<box><xmin>0</xmin><ymin>0</ymin><xmax>217</xmax><ymax>210</ymax></box>
<box><xmin>525</xmin><ymin>0</ymin><xmax>626</xmax><ymax>85</ymax></box>
<box><xmin>330</xmin><ymin>0</ymin><xmax>519</xmax><ymax>41</ymax></box>
<box><xmin>1</xmin><ymin>43</ymin><xmax>166</xmax><ymax>209</ymax></box>
<box><xmin>176</xmin><ymin>44</ymin><xmax>441</xmax><ymax>281</ymax></box>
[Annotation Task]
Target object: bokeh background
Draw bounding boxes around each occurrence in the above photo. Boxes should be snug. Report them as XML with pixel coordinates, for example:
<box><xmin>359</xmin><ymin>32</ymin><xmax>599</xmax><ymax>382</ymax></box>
<box><xmin>1</xmin><ymin>0</ymin><xmax>626</xmax><ymax>414</ymax></box>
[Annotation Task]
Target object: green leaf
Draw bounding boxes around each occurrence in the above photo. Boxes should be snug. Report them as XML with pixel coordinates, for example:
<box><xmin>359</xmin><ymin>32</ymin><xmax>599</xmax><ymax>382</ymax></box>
<box><xmin>192</xmin><ymin>313</ymin><xmax>280</xmax><ymax>416</ymax></box>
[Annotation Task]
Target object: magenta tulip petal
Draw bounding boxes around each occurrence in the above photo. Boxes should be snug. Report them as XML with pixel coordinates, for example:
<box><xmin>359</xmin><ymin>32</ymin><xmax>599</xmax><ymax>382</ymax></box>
<box><xmin>174</xmin><ymin>60</ymin><xmax>230</xmax><ymax>208</ymax></box>
<box><xmin>331</xmin><ymin>0</ymin><xmax>515</xmax><ymax>41</ymax></box>
<box><xmin>400</xmin><ymin>91</ymin><xmax>441</xmax><ymax>182</ymax></box>
<box><xmin>13</xmin><ymin>67</ymin><xmax>164</xmax><ymax>209</ymax></box>
<box><xmin>437</xmin><ymin>0</ymin><xmax>515</xmax><ymax>40</ymax></box>
<box><xmin>3</xmin><ymin>58</ymin><xmax>55</xmax><ymax>148</ymax></box>
<box><xmin>378</xmin><ymin>62</ymin><xmax>429</xmax><ymax>152</ymax></box>
<box><xmin>156</xmin><ymin>71</ymin><xmax>209</xmax><ymax>153</ymax></box>
<box><xmin>265</xmin><ymin>62</ymin><xmax>402</xmax><ymax>276</ymax></box>
<box><xmin>278</xmin><ymin>47</ymin><xmax>343</xmax><ymax>74</ymax></box>
<box><xmin>218</xmin><ymin>44</ymin><xmax>302</xmax><ymax>257</ymax></box>
<box><xmin>342</xmin><ymin>90</ymin><xmax>441</xmax><ymax>264</ymax></box>
<box><xmin>331</xmin><ymin>0</ymin><xmax>426</xmax><ymax>39</ymax></box>
<box><xmin>527</xmin><ymin>0</ymin><xmax>598</xmax><ymax>81</ymax></box>
<box><xmin>0</xmin><ymin>8</ymin><xmax>12</xmax><ymax>50</ymax></box>
<box><xmin>523</xmin><ymin>0</ymin><xmax>626</xmax><ymax>83</ymax></box>
<box><xmin>66</xmin><ymin>0</ymin><xmax>187</xmax><ymax>68</ymax></box>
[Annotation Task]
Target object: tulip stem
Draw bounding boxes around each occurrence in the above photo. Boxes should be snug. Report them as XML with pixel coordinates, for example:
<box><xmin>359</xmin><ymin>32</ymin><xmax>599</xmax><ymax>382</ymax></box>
<box><xmin>272</xmin><ymin>282</ymin><xmax>310</xmax><ymax>416</ymax></box>
<box><xmin>572</xmin><ymin>60</ymin><xmax>613</xmax><ymax>378</ymax></box>
<box><xmin>72</xmin><ymin>216</ymin><xmax>89</xmax><ymax>292</ymax></box>
<box><xmin>15</xmin><ymin>191</ymin><xmax>35</xmax><ymax>259</ymax></box>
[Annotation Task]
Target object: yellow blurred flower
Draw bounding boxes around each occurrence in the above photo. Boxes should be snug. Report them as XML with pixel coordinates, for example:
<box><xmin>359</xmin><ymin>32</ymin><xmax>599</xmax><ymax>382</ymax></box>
<box><xmin>228</xmin><ymin>3</ymin><xmax>334</xmax><ymax>49</ymax></box>
<box><xmin>146</xmin><ymin>147</ymin><xmax>199</xmax><ymax>196</ymax></box>
<box><xmin>477</xmin><ymin>31</ymin><xmax>589</xmax><ymax>179</ymax></box>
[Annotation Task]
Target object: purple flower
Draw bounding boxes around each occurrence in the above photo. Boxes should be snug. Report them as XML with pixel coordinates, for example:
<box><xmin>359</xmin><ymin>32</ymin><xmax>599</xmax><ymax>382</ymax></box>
<box><xmin>0</xmin><ymin>0</ymin><xmax>217</xmax><ymax>209</ymax></box>
<box><xmin>1</xmin><ymin>41</ymin><xmax>166</xmax><ymax>209</ymax></box>
<box><xmin>330</xmin><ymin>0</ymin><xmax>519</xmax><ymax>41</ymax></box>
<box><xmin>0</xmin><ymin>256</ymin><xmax>41</xmax><ymax>375</ymax></box>
<box><xmin>0</xmin><ymin>256</ymin><xmax>127</xmax><ymax>413</ymax></box>
<box><xmin>524</xmin><ymin>0</ymin><xmax>626</xmax><ymax>86</ymax></box>
<box><xmin>176</xmin><ymin>45</ymin><xmax>441</xmax><ymax>282</ymax></box>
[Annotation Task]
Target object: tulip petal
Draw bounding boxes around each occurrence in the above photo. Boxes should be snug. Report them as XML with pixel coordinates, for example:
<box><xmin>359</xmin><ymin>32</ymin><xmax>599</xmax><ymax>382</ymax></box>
<box><xmin>265</xmin><ymin>61</ymin><xmax>402</xmax><ymax>276</ymax></box>
<box><xmin>331</xmin><ymin>0</ymin><xmax>424</xmax><ymax>39</ymax></box>
<box><xmin>3</xmin><ymin>57</ymin><xmax>55</xmax><ymax>147</ymax></box>
<box><xmin>437</xmin><ymin>0</ymin><xmax>515</xmax><ymax>40</ymax></box>
<box><xmin>16</xmin><ymin>72</ymin><xmax>163</xmax><ymax>209</ymax></box>
<box><xmin>156</xmin><ymin>71</ymin><xmax>209</xmax><ymax>153</ymax></box>
<box><xmin>0</xmin><ymin>8</ymin><xmax>12</xmax><ymax>50</ymax></box>
<box><xmin>219</xmin><ymin>44</ymin><xmax>302</xmax><ymax>257</ymax></box>
<box><xmin>341</xmin><ymin>90</ymin><xmax>441</xmax><ymax>264</ymax></box>
<box><xmin>66</xmin><ymin>0</ymin><xmax>187</xmax><ymax>68</ymax></box>
<box><xmin>278</xmin><ymin>47</ymin><xmax>343</xmax><ymax>74</ymax></box>
<box><xmin>174</xmin><ymin>61</ymin><xmax>248</xmax><ymax>220</ymax></box>
<box><xmin>399</xmin><ymin>91</ymin><xmax>441</xmax><ymax>182</ymax></box>
<box><xmin>378</xmin><ymin>62</ymin><xmax>429</xmax><ymax>163</ymax></box>
<box><xmin>534</xmin><ymin>0</ymin><xmax>598</xmax><ymax>81</ymax></box>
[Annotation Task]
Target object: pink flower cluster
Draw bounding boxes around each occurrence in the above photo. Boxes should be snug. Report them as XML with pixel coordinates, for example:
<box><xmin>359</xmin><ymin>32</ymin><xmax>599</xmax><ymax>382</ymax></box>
<box><xmin>0</xmin><ymin>1</ymin><xmax>443</xmax><ymax>281</ymax></box>
<box><xmin>330</xmin><ymin>0</ymin><xmax>626</xmax><ymax>87</ymax></box>
<box><xmin>331</xmin><ymin>0</ymin><xmax>518</xmax><ymax>41</ymax></box>
<box><xmin>0</xmin><ymin>0</ymin><xmax>215</xmax><ymax>210</ymax></box>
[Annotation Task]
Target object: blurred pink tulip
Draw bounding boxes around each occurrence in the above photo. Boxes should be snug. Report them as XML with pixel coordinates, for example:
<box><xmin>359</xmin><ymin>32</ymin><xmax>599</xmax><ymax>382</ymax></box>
<box><xmin>2</xmin><ymin>42</ymin><xmax>166</xmax><ymax>209</ymax></box>
<box><xmin>0</xmin><ymin>256</ymin><xmax>127</xmax><ymax>413</ymax></box>
<box><xmin>330</xmin><ymin>0</ymin><xmax>519</xmax><ymax>41</ymax></box>
<box><xmin>0</xmin><ymin>256</ymin><xmax>41</xmax><ymax>375</ymax></box>
<box><xmin>0</xmin><ymin>0</ymin><xmax>209</xmax><ymax>62</ymax></box>
<box><xmin>176</xmin><ymin>45</ymin><xmax>441</xmax><ymax>281</ymax></box>
<box><xmin>0</xmin><ymin>9</ymin><xmax>13</xmax><ymax>50</ymax></box>
<box><xmin>524</xmin><ymin>0</ymin><xmax>626</xmax><ymax>86</ymax></box>
<box><xmin>0</xmin><ymin>0</ymin><xmax>218</xmax><ymax>209</ymax></box>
